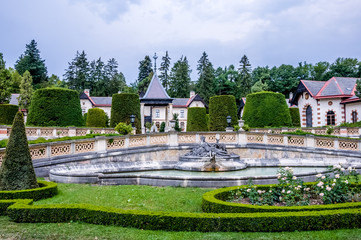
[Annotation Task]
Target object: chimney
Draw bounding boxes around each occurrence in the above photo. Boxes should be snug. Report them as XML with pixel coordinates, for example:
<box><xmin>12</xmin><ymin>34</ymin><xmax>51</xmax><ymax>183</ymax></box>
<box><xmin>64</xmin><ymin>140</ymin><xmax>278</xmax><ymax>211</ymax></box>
<box><xmin>190</xmin><ymin>91</ymin><xmax>195</xmax><ymax>98</ymax></box>
<box><xmin>289</xmin><ymin>92</ymin><xmax>293</xmax><ymax>101</ymax></box>
<box><xmin>84</xmin><ymin>89</ymin><xmax>90</xmax><ymax>97</ymax></box>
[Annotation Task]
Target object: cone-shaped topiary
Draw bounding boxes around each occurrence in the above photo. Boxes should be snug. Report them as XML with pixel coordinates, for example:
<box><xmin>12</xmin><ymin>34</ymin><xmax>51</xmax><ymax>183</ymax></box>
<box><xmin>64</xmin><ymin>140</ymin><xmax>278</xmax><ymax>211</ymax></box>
<box><xmin>0</xmin><ymin>111</ymin><xmax>39</xmax><ymax>190</ymax></box>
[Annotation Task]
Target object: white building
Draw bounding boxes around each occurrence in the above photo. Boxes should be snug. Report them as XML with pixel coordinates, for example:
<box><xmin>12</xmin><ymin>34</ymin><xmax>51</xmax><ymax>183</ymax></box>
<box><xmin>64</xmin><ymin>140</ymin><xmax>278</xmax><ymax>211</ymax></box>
<box><xmin>291</xmin><ymin>77</ymin><xmax>361</xmax><ymax>127</ymax></box>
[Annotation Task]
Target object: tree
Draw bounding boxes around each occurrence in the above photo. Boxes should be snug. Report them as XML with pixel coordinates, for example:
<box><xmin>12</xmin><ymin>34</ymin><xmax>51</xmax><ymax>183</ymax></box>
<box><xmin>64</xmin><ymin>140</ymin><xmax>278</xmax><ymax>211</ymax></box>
<box><xmin>0</xmin><ymin>53</ymin><xmax>5</xmax><ymax>70</ymax></box>
<box><xmin>195</xmin><ymin>52</ymin><xmax>215</xmax><ymax>104</ymax></box>
<box><xmin>251</xmin><ymin>80</ymin><xmax>268</xmax><ymax>93</ymax></box>
<box><xmin>329</xmin><ymin>58</ymin><xmax>359</xmax><ymax>77</ymax></box>
<box><xmin>311</xmin><ymin>61</ymin><xmax>330</xmax><ymax>81</ymax></box>
<box><xmin>267</xmin><ymin>64</ymin><xmax>299</xmax><ymax>96</ymax></box>
<box><xmin>0</xmin><ymin>68</ymin><xmax>12</xmax><ymax>104</ymax></box>
<box><xmin>238</xmin><ymin>55</ymin><xmax>252</xmax><ymax>97</ymax></box>
<box><xmin>15</xmin><ymin>40</ymin><xmax>48</xmax><ymax>88</ymax></box>
<box><xmin>89</xmin><ymin>57</ymin><xmax>105</xmax><ymax>95</ymax></box>
<box><xmin>137</xmin><ymin>72</ymin><xmax>153</xmax><ymax>93</ymax></box>
<box><xmin>0</xmin><ymin>112</ymin><xmax>39</xmax><ymax>191</ymax></box>
<box><xmin>104</xmin><ymin>58</ymin><xmax>127</xmax><ymax>96</ymax></box>
<box><xmin>168</xmin><ymin>56</ymin><xmax>191</xmax><ymax>98</ymax></box>
<box><xmin>136</xmin><ymin>56</ymin><xmax>153</xmax><ymax>92</ymax></box>
<box><xmin>214</xmin><ymin>65</ymin><xmax>238</xmax><ymax>96</ymax></box>
<box><xmin>9</xmin><ymin>68</ymin><xmax>22</xmax><ymax>93</ymax></box>
<box><xmin>63</xmin><ymin>51</ymin><xmax>90</xmax><ymax>92</ymax></box>
<box><xmin>18</xmin><ymin>71</ymin><xmax>33</xmax><ymax>110</ymax></box>
<box><xmin>159</xmin><ymin>51</ymin><xmax>171</xmax><ymax>91</ymax></box>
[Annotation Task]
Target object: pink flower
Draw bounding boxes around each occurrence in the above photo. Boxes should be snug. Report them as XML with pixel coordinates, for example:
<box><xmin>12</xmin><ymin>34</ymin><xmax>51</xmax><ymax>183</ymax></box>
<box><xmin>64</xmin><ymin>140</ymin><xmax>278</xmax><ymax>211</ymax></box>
<box><xmin>319</xmin><ymin>193</ymin><xmax>324</xmax><ymax>197</ymax></box>
<box><xmin>335</xmin><ymin>174</ymin><xmax>340</xmax><ymax>179</ymax></box>
<box><xmin>317</xmin><ymin>181</ymin><xmax>324</xmax><ymax>187</ymax></box>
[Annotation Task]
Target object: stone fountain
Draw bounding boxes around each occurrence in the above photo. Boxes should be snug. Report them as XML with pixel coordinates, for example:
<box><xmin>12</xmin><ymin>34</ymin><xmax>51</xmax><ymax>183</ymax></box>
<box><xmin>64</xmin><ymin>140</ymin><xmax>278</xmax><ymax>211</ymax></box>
<box><xmin>175</xmin><ymin>136</ymin><xmax>247</xmax><ymax>172</ymax></box>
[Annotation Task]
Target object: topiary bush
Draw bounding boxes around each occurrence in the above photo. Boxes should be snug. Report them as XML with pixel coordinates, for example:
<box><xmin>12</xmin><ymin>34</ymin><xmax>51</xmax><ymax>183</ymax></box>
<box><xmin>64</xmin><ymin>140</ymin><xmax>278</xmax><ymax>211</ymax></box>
<box><xmin>289</xmin><ymin>108</ymin><xmax>300</xmax><ymax>127</ymax></box>
<box><xmin>0</xmin><ymin>104</ymin><xmax>18</xmax><ymax>125</ymax></box>
<box><xmin>110</xmin><ymin>93</ymin><xmax>141</xmax><ymax>134</ymax></box>
<box><xmin>27</xmin><ymin>88</ymin><xmax>83</xmax><ymax>127</ymax></box>
<box><xmin>86</xmin><ymin>108</ymin><xmax>107</xmax><ymax>128</ymax></box>
<box><xmin>114</xmin><ymin>122</ymin><xmax>133</xmax><ymax>135</ymax></box>
<box><xmin>0</xmin><ymin>112</ymin><xmax>38</xmax><ymax>191</ymax></box>
<box><xmin>159</xmin><ymin>122</ymin><xmax>166</xmax><ymax>132</ymax></box>
<box><xmin>187</xmin><ymin>107</ymin><xmax>208</xmax><ymax>132</ymax></box>
<box><xmin>242</xmin><ymin>91</ymin><xmax>292</xmax><ymax>128</ymax></box>
<box><xmin>209</xmin><ymin>95</ymin><xmax>238</xmax><ymax>131</ymax></box>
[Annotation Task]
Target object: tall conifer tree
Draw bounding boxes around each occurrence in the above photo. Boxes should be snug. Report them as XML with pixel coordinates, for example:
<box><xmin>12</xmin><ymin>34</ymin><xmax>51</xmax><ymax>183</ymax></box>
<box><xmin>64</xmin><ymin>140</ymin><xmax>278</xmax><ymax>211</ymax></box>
<box><xmin>196</xmin><ymin>52</ymin><xmax>215</xmax><ymax>104</ymax></box>
<box><xmin>18</xmin><ymin>71</ymin><xmax>33</xmax><ymax>109</ymax></box>
<box><xmin>63</xmin><ymin>51</ymin><xmax>90</xmax><ymax>92</ymax></box>
<box><xmin>169</xmin><ymin>56</ymin><xmax>191</xmax><ymax>98</ymax></box>
<box><xmin>159</xmin><ymin>51</ymin><xmax>171</xmax><ymax>91</ymax></box>
<box><xmin>238</xmin><ymin>55</ymin><xmax>252</xmax><ymax>97</ymax></box>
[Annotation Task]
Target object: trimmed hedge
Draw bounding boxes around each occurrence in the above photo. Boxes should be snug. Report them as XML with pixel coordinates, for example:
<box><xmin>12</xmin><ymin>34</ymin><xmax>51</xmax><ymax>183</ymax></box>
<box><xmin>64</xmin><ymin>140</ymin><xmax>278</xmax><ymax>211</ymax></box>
<box><xmin>242</xmin><ymin>91</ymin><xmax>292</xmax><ymax>128</ymax></box>
<box><xmin>110</xmin><ymin>93</ymin><xmax>141</xmax><ymax>134</ymax></box>
<box><xmin>86</xmin><ymin>108</ymin><xmax>107</xmax><ymax>128</ymax></box>
<box><xmin>202</xmin><ymin>183</ymin><xmax>361</xmax><ymax>214</ymax></box>
<box><xmin>289</xmin><ymin>108</ymin><xmax>301</xmax><ymax>127</ymax></box>
<box><xmin>0</xmin><ymin>104</ymin><xmax>18</xmax><ymax>125</ymax></box>
<box><xmin>0</xmin><ymin>180</ymin><xmax>57</xmax><ymax>201</ymax></box>
<box><xmin>209</xmin><ymin>95</ymin><xmax>238</xmax><ymax>131</ymax></box>
<box><xmin>27</xmin><ymin>88</ymin><xmax>83</xmax><ymax>127</ymax></box>
<box><xmin>2</xmin><ymin>199</ymin><xmax>361</xmax><ymax>232</ymax></box>
<box><xmin>186</xmin><ymin>107</ymin><xmax>208</xmax><ymax>131</ymax></box>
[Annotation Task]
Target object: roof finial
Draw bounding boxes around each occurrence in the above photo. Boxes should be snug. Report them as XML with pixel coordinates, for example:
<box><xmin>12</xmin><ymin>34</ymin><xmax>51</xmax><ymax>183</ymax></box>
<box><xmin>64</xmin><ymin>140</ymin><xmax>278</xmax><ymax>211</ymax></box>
<box><xmin>153</xmin><ymin>52</ymin><xmax>158</xmax><ymax>73</ymax></box>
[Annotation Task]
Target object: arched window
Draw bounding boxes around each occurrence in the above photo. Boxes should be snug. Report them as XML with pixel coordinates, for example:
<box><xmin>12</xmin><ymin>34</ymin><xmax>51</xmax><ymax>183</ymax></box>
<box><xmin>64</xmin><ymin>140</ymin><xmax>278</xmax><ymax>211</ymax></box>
<box><xmin>327</xmin><ymin>111</ymin><xmax>335</xmax><ymax>126</ymax></box>
<box><xmin>352</xmin><ymin>111</ymin><xmax>358</xmax><ymax>123</ymax></box>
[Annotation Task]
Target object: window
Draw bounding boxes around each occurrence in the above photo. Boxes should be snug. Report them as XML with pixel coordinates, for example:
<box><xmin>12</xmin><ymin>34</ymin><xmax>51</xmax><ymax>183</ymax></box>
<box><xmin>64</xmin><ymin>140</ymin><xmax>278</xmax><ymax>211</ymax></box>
<box><xmin>180</xmin><ymin>122</ymin><xmax>185</xmax><ymax>131</ymax></box>
<box><xmin>155</xmin><ymin>109</ymin><xmax>160</xmax><ymax>118</ymax></box>
<box><xmin>180</xmin><ymin>110</ymin><xmax>184</xmax><ymax>118</ymax></box>
<box><xmin>327</xmin><ymin>111</ymin><xmax>335</xmax><ymax>126</ymax></box>
<box><xmin>352</xmin><ymin>111</ymin><xmax>358</xmax><ymax>123</ymax></box>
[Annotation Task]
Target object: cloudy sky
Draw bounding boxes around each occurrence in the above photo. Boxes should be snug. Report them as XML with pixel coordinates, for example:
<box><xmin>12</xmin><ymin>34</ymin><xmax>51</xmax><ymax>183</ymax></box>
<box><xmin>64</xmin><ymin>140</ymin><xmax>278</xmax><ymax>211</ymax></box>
<box><xmin>1</xmin><ymin>0</ymin><xmax>361</xmax><ymax>84</ymax></box>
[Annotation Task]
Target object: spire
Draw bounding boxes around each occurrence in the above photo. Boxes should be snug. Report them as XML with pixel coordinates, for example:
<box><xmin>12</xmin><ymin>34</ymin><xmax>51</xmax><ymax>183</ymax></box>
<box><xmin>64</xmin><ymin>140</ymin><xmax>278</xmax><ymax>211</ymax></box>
<box><xmin>153</xmin><ymin>52</ymin><xmax>158</xmax><ymax>73</ymax></box>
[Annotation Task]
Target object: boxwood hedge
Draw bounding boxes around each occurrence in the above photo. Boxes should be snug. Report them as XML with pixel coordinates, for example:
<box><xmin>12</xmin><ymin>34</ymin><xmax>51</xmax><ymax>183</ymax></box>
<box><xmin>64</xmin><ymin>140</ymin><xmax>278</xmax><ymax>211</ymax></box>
<box><xmin>209</xmin><ymin>95</ymin><xmax>238</xmax><ymax>131</ymax></box>
<box><xmin>110</xmin><ymin>93</ymin><xmax>141</xmax><ymax>134</ymax></box>
<box><xmin>186</xmin><ymin>107</ymin><xmax>208</xmax><ymax>131</ymax></box>
<box><xmin>86</xmin><ymin>108</ymin><xmax>107</xmax><ymax>128</ymax></box>
<box><xmin>242</xmin><ymin>91</ymin><xmax>292</xmax><ymax>127</ymax></box>
<box><xmin>27</xmin><ymin>88</ymin><xmax>83</xmax><ymax>127</ymax></box>
<box><xmin>0</xmin><ymin>180</ymin><xmax>57</xmax><ymax>201</ymax></box>
<box><xmin>289</xmin><ymin>107</ymin><xmax>301</xmax><ymax>127</ymax></box>
<box><xmin>0</xmin><ymin>104</ymin><xmax>18</xmax><ymax>125</ymax></box>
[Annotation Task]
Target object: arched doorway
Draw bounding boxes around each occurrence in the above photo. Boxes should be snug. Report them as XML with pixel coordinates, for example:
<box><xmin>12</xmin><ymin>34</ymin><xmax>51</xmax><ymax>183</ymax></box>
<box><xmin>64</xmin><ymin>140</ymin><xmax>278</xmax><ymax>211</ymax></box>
<box><xmin>327</xmin><ymin>111</ymin><xmax>335</xmax><ymax>125</ymax></box>
<box><xmin>306</xmin><ymin>106</ymin><xmax>312</xmax><ymax>127</ymax></box>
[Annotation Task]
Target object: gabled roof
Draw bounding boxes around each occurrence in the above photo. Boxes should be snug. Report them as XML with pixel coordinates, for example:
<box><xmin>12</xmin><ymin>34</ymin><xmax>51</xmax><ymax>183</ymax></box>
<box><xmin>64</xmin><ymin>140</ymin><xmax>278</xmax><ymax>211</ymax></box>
<box><xmin>142</xmin><ymin>74</ymin><xmax>171</xmax><ymax>99</ymax></box>
<box><xmin>172</xmin><ymin>94</ymin><xmax>208</xmax><ymax>108</ymax></box>
<box><xmin>91</xmin><ymin>97</ymin><xmax>112</xmax><ymax>107</ymax></box>
<box><xmin>291</xmin><ymin>77</ymin><xmax>360</xmax><ymax>105</ymax></box>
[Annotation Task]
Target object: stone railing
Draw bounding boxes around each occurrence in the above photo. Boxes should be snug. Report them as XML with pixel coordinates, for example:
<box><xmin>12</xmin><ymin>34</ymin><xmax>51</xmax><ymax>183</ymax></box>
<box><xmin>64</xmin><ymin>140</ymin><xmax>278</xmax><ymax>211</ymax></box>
<box><xmin>0</xmin><ymin>126</ymin><xmax>117</xmax><ymax>138</ymax></box>
<box><xmin>1</xmin><ymin>131</ymin><xmax>361</xmax><ymax>166</ymax></box>
<box><xmin>250</xmin><ymin>127</ymin><xmax>360</xmax><ymax>137</ymax></box>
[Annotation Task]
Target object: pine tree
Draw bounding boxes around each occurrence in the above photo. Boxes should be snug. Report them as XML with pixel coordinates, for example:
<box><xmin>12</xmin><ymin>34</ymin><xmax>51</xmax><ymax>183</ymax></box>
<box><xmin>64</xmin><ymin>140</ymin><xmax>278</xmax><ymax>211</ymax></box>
<box><xmin>159</xmin><ymin>51</ymin><xmax>171</xmax><ymax>91</ymax></box>
<box><xmin>0</xmin><ymin>112</ymin><xmax>39</xmax><ymax>190</ymax></box>
<box><xmin>89</xmin><ymin>58</ymin><xmax>105</xmax><ymax>95</ymax></box>
<box><xmin>15</xmin><ymin>40</ymin><xmax>48</xmax><ymax>88</ymax></box>
<box><xmin>169</xmin><ymin>56</ymin><xmax>191</xmax><ymax>98</ymax></box>
<box><xmin>238</xmin><ymin>55</ymin><xmax>252</xmax><ymax>97</ymax></box>
<box><xmin>18</xmin><ymin>71</ymin><xmax>33</xmax><ymax>109</ymax></box>
<box><xmin>136</xmin><ymin>56</ymin><xmax>153</xmax><ymax>92</ymax></box>
<box><xmin>63</xmin><ymin>51</ymin><xmax>90</xmax><ymax>92</ymax></box>
<box><xmin>196</xmin><ymin>52</ymin><xmax>215</xmax><ymax>104</ymax></box>
<box><xmin>104</xmin><ymin>58</ymin><xmax>126</xmax><ymax>95</ymax></box>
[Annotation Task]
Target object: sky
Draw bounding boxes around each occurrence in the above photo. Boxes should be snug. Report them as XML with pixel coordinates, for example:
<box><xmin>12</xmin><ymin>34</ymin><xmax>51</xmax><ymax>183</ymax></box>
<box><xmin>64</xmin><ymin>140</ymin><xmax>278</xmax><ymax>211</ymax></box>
<box><xmin>1</xmin><ymin>0</ymin><xmax>361</xmax><ymax>85</ymax></box>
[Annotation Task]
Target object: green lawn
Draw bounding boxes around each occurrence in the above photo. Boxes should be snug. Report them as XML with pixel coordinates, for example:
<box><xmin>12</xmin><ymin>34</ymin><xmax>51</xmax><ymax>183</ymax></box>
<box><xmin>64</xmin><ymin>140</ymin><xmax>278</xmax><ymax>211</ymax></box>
<box><xmin>2</xmin><ymin>182</ymin><xmax>361</xmax><ymax>239</ymax></box>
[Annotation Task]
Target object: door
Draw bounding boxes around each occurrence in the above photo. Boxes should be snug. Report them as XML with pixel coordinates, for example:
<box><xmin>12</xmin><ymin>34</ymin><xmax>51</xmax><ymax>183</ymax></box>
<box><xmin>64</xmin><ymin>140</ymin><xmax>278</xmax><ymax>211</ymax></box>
<box><xmin>306</xmin><ymin>106</ymin><xmax>312</xmax><ymax>127</ymax></box>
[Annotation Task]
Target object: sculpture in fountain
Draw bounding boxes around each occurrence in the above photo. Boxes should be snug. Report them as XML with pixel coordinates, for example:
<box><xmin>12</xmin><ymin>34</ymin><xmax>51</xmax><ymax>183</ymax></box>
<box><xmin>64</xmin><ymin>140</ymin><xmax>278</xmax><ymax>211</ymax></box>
<box><xmin>176</xmin><ymin>136</ymin><xmax>247</xmax><ymax>172</ymax></box>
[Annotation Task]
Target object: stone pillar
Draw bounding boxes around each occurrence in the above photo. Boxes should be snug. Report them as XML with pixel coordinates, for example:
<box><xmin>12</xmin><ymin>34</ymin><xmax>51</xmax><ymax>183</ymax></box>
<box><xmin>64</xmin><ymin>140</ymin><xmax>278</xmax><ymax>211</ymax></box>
<box><xmin>95</xmin><ymin>136</ymin><xmax>107</xmax><ymax>153</ymax></box>
<box><xmin>168</xmin><ymin>103</ymin><xmax>173</xmax><ymax>131</ymax></box>
<box><xmin>68</xmin><ymin>127</ymin><xmax>76</xmax><ymax>137</ymax></box>
<box><xmin>305</xmin><ymin>135</ymin><xmax>315</xmax><ymax>148</ymax></box>
<box><xmin>340</xmin><ymin>127</ymin><xmax>347</xmax><ymax>137</ymax></box>
<box><xmin>169</xmin><ymin>132</ymin><xmax>178</xmax><ymax>147</ymax></box>
<box><xmin>237</xmin><ymin>132</ymin><xmax>247</xmax><ymax>145</ymax></box>
<box><xmin>141</xmin><ymin>103</ymin><xmax>145</xmax><ymax>134</ymax></box>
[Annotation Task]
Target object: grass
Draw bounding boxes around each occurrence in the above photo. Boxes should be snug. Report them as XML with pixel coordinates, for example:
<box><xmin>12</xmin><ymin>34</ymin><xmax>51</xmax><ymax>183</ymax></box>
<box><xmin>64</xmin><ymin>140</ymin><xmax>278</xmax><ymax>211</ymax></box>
<box><xmin>1</xmin><ymin>182</ymin><xmax>361</xmax><ymax>239</ymax></box>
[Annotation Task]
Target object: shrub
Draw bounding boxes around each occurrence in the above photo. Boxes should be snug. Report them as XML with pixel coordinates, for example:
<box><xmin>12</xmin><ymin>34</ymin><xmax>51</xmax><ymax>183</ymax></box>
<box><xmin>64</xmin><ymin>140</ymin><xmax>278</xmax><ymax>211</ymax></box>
<box><xmin>173</xmin><ymin>113</ymin><xmax>181</xmax><ymax>132</ymax></box>
<box><xmin>159</xmin><ymin>122</ymin><xmax>166</xmax><ymax>132</ymax></box>
<box><xmin>114</xmin><ymin>122</ymin><xmax>133</xmax><ymax>135</ymax></box>
<box><xmin>0</xmin><ymin>104</ymin><xmax>18</xmax><ymax>125</ymax></box>
<box><xmin>83</xmin><ymin>113</ymin><xmax>87</xmax><ymax>126</ymax></box>
<box><xmin>242</xmin><ymin>124</ymin><xmax>250</xmax><ymax>132</ymax></box>
<box><xmin>86</xmin><ymin>108</ymin><xmax>107</xmax><ymax>128</ymax></box>
<box><xmin>0</xmin><ymin>180</ymin><xmax>57</xmax><ymax>201</ymax></box>
<box><xmin>0</xmin><ymin>112</ymin><xmax>38</xmax><ymax>190</ymax></box>
<box><xmin>110</xmin><ymin>93</ymin><xmax>141</xmax><ymax>134</ymax></box>
<box><xmin>209</xmin><ymin>95</ymin><xmax>238</xmax><ymax>131</ymax></box>
<box><xmin>243</xmin><ymin>91</ymin><xmax>292</xmax><ymax>128</ymax></box>
<box><xmin>289</xmin><ymin>108</ymin><xmax>300</xmax><ymax>127</ymax></box>
<box><xmin>187</xmin><ymin>107</ymin><xmax>208</xmax><ymax>132</ymax></box>
<box><xmin>27</xmin><ymin>88</ymin><xmax>83</xmax><ymax>127</ymax></box>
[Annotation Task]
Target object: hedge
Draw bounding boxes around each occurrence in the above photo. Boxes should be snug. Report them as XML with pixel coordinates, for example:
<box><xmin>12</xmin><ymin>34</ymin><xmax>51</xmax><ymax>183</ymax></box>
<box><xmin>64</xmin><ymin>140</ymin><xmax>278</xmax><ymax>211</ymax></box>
<box><xmin>27</xmin><ymin>88</ymin><xmax>83</xmax><ymax>127</ymax></box>
<box><xmin>289</xmin><ymin>108</ymin><xmax>301</xmax><ymax>127</ymax></box>
<box><xmin>0</xmin><ymin>180</ymin><xmax>57</xmax><ymax>201</ymax></box>
<box><xmin>2</xmin><ymin>199</ymin><xmax>361</xmax><ymax>232</ymax></box>
<box><xmin>202</xmin><ymin>183</ymin><xmax>361</xmax><ymax>214</ymax></box>
<box><xmin>242</xmin><ymin>91</ymin><xmax>292</xmax><ymax>128</ymax></box>
<box><xmin>186</xmin><ymin>107</ymin><xmax>208</xmax><ymax>131</ymax></box>
<box><xmin>0</xmin><ymin>104</ymin><xmax>18</xmax><ymax>125</ymax></box>
<box><xmin>209</xmin><ymin>95</ymin><xmax>238</xmax><ymax>131</ymax></box>
<box><xmin>110</xmin><ymin>93</ymin><xmax>141</xmax><ymax>134</ymax></box>
<box><xmin>86</xmin><ymin>108</ymin><xmax>107</xmax><ymax>128</ymax></box>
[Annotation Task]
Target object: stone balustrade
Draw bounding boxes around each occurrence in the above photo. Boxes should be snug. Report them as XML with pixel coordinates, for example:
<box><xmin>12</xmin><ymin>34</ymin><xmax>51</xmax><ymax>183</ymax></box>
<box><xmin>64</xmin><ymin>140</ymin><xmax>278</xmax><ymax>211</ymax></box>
<box><xmin>1</xmin><ymin>131</ymin><xmax>361</xmax><ymax>167</ymax></box>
